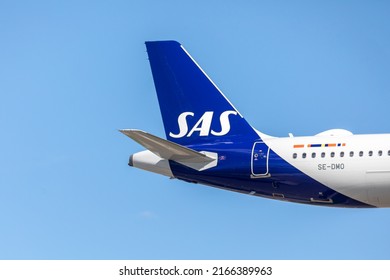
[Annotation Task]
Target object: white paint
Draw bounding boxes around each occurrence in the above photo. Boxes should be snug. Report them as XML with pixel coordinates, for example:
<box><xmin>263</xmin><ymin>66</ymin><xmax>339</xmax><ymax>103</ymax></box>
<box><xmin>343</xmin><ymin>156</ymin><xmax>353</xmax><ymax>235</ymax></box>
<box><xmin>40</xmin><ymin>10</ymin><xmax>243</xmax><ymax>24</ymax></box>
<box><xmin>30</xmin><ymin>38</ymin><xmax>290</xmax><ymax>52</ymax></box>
<box><xmin>132</xmin><ymin>150</ymin><xmax>173</xmax><ymax>177</ymax></box>
<box><xmin>263</xmin><ymin>133</ymin><xmax>390</xmax><ymax>207</ymax></box>
<box><xmin>169</xmin><ymin>112</ymin><xmax>194</xmax><ymax>138</ymax></box>
<box><xmin>169</xmin><ymin>110</ymin><xmax>237</xmax><ymax>138</ymax></box>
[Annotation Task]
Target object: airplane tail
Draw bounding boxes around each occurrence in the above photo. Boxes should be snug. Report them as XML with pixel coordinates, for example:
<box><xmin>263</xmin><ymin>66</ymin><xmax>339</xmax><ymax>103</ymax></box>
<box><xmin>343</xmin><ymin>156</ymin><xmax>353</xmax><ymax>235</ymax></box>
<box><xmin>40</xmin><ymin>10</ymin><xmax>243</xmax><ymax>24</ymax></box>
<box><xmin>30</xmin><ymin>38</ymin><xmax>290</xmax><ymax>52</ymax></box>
<box><xmin>146</xmin><ymin>41</ymin><xmax>259</xmax><ymax>145</ymax></box>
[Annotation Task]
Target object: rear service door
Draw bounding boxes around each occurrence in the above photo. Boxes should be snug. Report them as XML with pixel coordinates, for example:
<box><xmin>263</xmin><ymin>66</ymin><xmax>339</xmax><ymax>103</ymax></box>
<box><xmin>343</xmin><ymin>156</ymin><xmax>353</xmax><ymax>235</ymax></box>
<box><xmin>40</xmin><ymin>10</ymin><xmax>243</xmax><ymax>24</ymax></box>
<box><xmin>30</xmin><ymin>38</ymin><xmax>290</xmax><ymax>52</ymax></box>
<box><xmin>251</xmin><ymin>142</ymin><xmax>269</xmax><ymax>176</ymax></box>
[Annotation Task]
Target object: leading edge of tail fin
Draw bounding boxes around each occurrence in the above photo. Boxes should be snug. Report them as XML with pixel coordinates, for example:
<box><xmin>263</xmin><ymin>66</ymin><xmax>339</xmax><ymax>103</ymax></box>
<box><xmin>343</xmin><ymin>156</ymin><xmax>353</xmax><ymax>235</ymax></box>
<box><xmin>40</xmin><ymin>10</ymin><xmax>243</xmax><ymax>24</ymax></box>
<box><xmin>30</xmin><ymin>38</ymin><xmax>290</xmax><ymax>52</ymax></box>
<box><xmin>145</xmin><ymin>40</ymin><xmax>259</xmax><ymax>145</ymax></box>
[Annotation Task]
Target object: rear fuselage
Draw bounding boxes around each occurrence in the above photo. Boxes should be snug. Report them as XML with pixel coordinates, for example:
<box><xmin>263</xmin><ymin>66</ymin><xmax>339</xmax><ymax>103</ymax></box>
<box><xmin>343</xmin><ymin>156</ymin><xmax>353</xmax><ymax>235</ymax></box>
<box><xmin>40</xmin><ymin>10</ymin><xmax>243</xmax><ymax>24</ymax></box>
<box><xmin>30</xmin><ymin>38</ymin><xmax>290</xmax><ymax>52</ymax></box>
<box><xmin>131</xmin><ymin>133</ymin><xmax>390</xmax><ymax>208</ymax></box>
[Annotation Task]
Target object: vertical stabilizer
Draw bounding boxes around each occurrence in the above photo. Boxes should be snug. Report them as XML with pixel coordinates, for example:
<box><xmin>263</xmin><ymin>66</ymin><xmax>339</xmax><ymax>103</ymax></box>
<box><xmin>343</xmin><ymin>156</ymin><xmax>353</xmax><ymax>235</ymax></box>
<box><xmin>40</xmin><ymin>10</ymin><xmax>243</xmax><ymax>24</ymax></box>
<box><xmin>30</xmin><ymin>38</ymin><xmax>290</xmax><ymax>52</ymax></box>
<box><xmin>146</xmin><ymin>41</ymin><xmax>259</xmax><ymax>145</ymax></box>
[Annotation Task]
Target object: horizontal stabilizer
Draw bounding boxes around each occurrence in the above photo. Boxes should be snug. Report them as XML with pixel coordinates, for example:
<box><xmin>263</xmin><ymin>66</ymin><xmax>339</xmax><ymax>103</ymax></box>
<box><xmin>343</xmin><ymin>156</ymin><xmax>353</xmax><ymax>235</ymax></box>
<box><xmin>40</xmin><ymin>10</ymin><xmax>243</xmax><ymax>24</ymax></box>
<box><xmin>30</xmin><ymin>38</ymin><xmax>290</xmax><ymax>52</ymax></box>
<box><xmin>119</xmin><ymin>129</ymin><xmax>218</xmax><ymax>171</ymax></box>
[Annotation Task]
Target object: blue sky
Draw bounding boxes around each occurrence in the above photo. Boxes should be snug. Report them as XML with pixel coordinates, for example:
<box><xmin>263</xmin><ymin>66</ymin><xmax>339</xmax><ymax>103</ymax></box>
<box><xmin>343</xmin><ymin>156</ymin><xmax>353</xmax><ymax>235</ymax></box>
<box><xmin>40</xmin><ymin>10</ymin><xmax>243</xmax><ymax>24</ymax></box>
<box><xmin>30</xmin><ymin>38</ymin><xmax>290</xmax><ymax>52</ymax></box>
<box><xmin>1</xmin><ymin>0</ymin><xmax>390</xmax><ymax>259</ymax></box>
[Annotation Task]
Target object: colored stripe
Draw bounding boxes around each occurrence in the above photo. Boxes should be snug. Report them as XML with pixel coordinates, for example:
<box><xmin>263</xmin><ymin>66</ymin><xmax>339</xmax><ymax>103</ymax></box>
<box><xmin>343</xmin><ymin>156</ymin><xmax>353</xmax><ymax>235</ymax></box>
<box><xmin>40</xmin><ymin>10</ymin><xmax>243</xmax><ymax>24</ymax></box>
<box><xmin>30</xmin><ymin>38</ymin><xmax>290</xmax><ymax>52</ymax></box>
<box><xmin>307</xmin><ymin>143</ymin><xmax>346</xmax><ymax>148</ymax></box>
<box><xmin>294</xmin><ymin>144</ymin><xmax>304</xmax><ymax>148</ymax></box>
<box><xmin>309</xmin><ymin>144</ymin><xmax>322</xmax><ymax>148</ymax></box>
<box><xmin>326</xmin><ymin>143</ymin><xmax>337</xmax><ymax>147</ymax></box>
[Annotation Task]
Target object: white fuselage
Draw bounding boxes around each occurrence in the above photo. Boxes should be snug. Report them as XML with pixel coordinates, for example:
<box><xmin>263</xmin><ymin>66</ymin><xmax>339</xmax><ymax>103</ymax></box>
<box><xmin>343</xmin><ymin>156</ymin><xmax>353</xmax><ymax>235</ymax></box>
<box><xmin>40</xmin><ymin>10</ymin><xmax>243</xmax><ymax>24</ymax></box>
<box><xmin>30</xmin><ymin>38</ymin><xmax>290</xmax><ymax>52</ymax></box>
<box><xmin>264</xmin><ymin>133</ymin><xmax>390</xmax><ymax>207</ymax></box>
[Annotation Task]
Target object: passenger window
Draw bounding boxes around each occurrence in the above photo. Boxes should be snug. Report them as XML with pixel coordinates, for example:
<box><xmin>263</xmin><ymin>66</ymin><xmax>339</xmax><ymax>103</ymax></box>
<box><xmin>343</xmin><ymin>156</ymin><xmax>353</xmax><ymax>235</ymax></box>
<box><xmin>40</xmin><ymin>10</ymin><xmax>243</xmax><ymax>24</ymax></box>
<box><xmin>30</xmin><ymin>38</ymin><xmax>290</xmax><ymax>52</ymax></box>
<box><xmin>293</xmin><ymin>153</ymin><xmax>297</xmax><ymax>159</ymax></box>
<box><xmin>302</xmin><ymin>153</ymin><xmax>307</xmax><ymax>159</ymax></box>
<box><xmin>350</xmin><ymin>151</ymin><xmax>354</xmax><ymax>157</ymax></box>
<box><xmin>378</xmin><ymin>150</ymin><xmax>383</xmax><ymax>156</ymax></box>
<box><xmin>312</xmin><ymin>152</ymin><xmax>316</xmax><ymax>158</ymax></box>
<box><xmin>340</xmin><ymin>152</ymin><xmax>344</xmax><ymax>157</ymax></box>
<box><xmin>331</xmin><ymin>152</ymin><xmax>335</xmax><ymax>158</ymax></box>
<box><xmin>388</xmin><ymin>150</ymin><xmax>390</xmax><ymax>156</ymax></box>
<box><xmin>321</xmin><ymin>152</ymin><xmax>325</xmax><ymax>158</ymax></box>
<box><xmin>359</xmin><ymin>151</ymin><xmax>363</xmax><ymax>157</ymax></box>
<box><xmin>369</xmin><ymin>151</ymin><xmax>373</xmax><ymax>156</ymax></box>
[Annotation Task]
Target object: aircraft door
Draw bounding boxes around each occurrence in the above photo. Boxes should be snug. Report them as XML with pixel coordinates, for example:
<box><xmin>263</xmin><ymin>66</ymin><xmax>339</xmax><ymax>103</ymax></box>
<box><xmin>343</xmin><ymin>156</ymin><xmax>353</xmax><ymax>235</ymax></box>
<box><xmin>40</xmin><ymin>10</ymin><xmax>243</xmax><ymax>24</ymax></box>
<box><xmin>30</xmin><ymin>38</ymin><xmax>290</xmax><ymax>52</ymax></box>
<box><xmin>251</xmin><ymin>142</ymin><xmax>270</xmax><ymax>176</ymax></box>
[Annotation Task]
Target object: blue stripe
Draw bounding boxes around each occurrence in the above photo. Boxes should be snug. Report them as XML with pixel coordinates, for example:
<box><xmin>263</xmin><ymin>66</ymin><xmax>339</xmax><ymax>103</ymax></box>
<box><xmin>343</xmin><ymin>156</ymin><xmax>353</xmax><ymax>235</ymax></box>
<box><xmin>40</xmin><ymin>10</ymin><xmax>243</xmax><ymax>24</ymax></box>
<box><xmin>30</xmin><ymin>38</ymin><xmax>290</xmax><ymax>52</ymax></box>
<box><xmin>310</xmin><ymin>144</ymin><xmax>322</xmax><ymax>148</ymax></box>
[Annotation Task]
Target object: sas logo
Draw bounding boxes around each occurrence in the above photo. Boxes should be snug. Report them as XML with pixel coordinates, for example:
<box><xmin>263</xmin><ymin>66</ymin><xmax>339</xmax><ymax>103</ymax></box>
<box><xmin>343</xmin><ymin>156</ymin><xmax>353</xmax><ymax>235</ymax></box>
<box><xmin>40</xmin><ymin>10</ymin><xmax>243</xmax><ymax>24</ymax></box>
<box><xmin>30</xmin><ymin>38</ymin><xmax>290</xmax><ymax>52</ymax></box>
<box><xmin>169</xmin><ymin>110</ymin><xmax>238</xmax><ymax>138</ymax></box>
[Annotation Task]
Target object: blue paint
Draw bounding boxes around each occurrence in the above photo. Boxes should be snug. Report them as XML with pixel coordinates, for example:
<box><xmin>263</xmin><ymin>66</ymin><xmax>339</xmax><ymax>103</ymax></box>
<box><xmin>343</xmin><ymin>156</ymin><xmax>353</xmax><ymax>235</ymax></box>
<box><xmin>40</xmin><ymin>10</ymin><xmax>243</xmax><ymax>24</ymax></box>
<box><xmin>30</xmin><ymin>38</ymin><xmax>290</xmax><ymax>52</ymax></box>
<box><xmin>145</xmin><ymin>41</ymin><xmax>259</xmax><ymax>145</ymax></box>
<box><xmin>169</xmin><ymin>141</ymin><xmax>372</xmax><ymax>208</ymax></box>
<box><xmin>310</xmin><ymin>144</ymin><xmax>322</xmax><ymax>148</ymax></box>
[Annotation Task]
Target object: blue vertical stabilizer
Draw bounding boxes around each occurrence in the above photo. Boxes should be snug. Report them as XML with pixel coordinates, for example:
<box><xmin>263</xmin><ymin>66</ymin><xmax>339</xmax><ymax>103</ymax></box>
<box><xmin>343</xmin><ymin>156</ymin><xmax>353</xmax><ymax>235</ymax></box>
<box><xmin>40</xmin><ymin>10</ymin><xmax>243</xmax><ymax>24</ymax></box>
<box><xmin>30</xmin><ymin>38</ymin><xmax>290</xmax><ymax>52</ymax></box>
<box><xmin>146</xmin><ymin>40</ymin><xmax>259</xmax><ymax>145</ymax></box>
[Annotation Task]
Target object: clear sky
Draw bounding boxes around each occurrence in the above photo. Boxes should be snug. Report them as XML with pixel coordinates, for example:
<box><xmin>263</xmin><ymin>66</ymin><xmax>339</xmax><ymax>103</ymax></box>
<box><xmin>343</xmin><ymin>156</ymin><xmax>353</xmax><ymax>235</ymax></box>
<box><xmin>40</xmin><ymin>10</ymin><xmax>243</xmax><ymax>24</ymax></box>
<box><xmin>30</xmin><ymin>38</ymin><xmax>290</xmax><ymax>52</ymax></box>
<box><xmin>1</xmin><ymin>0</ymin><xmax>390</xmax><ymax>259</ymax></box>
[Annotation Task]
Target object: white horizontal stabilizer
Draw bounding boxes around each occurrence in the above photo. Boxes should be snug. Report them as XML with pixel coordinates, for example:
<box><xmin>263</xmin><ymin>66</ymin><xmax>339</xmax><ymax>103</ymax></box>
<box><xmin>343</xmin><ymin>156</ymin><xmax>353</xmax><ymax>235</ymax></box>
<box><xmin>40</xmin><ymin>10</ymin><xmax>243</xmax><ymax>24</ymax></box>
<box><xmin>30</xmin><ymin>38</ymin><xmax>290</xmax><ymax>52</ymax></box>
<box><xmin>120</xmin><ymin>129</ymin><xmax>217</xmax><ymax>171</ymax></box>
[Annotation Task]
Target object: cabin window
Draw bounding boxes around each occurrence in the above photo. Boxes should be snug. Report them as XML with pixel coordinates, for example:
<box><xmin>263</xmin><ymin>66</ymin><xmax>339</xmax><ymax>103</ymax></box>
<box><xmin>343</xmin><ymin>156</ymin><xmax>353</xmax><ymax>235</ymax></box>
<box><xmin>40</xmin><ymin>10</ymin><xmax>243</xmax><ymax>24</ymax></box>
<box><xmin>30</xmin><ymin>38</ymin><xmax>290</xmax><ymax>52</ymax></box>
<box><xmin>293</xmin><ymin>153</ymin><xmax>297</xmax><ymax>159</ymax></box>
<box><xmin>302</xmin><ymin>153</ymin><xmax>307</xmax><ymax>159</ymax></box>
<box><xmin>311</xmin><ymin>152</ymin><xmax>316</xmax><ymax>158</ymax></box>
<box><xmin>359</xmin><ymin>151</ymin><xmax>363</xmax><ymax>157</ymax></box>
<box><xmin>369</xmin><ymin>151</ymin><xmax>373</xmax><ymax>156</ymax></box>
<box><xmin>350</xmin><ymin>151</ymin><xmax>354</xmax><ymax>157</ymax></box>
<box><xmin>330</xmin><ymin>152</ymin><xmax>335</xmax><ymax>158</ymax></box>
<box><xmin>340</xmin><ymin>151</ymin><xmax>344</xmax><ymax>157</ymax></box>
<box><xmin>321</xmin><ymin>152</ymin><xmax>325</xmax><ymax>158</ymax></box>
<box><xmin>378</xmin><ymin>150</ymin><xmax>383</xmax><ymax>156</ymax></box>
<box><xmin>388</xmin><ymin>150</ymin><xmax>390</xmax><ymax>156</ymax></box>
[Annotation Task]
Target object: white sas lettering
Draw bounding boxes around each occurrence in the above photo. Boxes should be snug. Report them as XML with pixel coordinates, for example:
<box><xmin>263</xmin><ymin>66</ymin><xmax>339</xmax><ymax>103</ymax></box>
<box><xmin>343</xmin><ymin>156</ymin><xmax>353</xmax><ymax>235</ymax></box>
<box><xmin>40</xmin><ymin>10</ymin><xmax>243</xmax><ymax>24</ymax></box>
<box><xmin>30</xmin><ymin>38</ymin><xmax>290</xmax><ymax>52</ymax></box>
<box><xmin>187</xmin><ymin>111</ymin><xmax>214</xmax><ymax>137</ymax></box>
<box><xmin>211</xmin><ymin>110</ymin><xmax>238</xmax><ymax>136</ymax></box>
<box><xmin>169</xmin><ymin>112</ymin><xmax>194</xmax><ymax>138</ymax></box>
<box><xmin>169</xmin><ymin>110</ymin><xmax>237</xmax><ymax>138</ymax></box>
